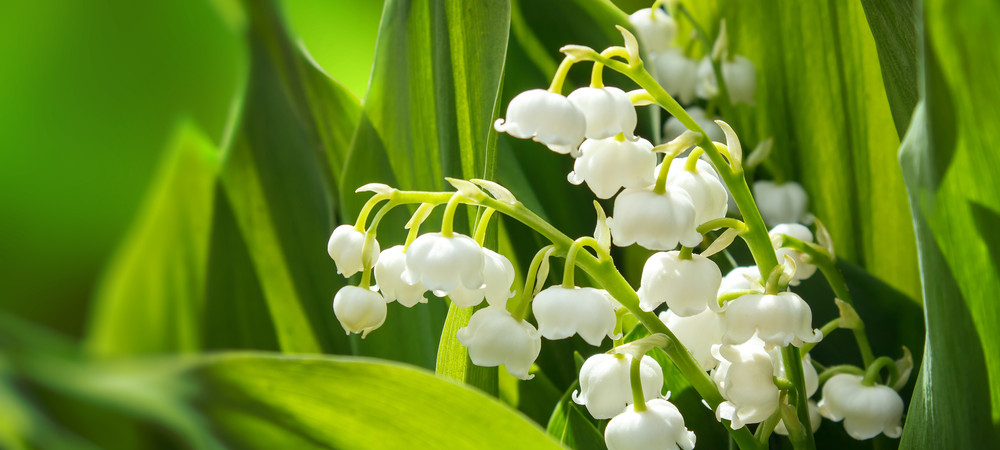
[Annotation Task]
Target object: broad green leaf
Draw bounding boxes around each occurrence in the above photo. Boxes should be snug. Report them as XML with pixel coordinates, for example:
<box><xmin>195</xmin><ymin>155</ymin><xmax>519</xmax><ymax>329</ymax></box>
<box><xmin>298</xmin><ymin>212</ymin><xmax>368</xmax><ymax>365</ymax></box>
<box><xmin>897</xmin><ymin>1</ymin><xmax>1000</xmax><ymax>446</ymax></box>
<box><xmin>338</xmin><ymin>0</ymin><xmax>510</xmax><ymax>371</ymax></box>
<box><xmin>859</xmin><ymin>0</ymin><xmax>918</xmax><ymax>136</ymax></box>
<box><xmin>686</xmin><ymin>1</ymin><xmax>921</xmax><ymax>301</ymax></box>
<box><xmin>86</xmin><ymin>122</ymin><xmax>218</xmax><ymax>357</ymax></box>
<box><xmin>219</xmin><ymin>0</ymin><xmax>362</xmax><ymax>354</ymax></box>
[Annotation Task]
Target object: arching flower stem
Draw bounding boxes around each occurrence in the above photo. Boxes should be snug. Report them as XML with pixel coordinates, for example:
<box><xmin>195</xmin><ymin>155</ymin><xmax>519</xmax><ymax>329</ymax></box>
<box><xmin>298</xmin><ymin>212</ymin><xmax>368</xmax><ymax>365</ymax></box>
<box><xmin>439</xmin><ymin>192</ymin><xmax>465</xmax><ymax>238</ymax></box>
<box><xmin>630</xmin><ymin>355</ymin><xmax>648</xmax><ymax>412</ymax></box>
<box><xmin>548</xmin><ymin>56</ymin><xmax>576</xmax><ymax>94</ymax></box>
<box><xmin>359</xmin><ymin>200</ymin><xmax>399</xmax><ymax>288</ymax></box>
<box><xmin>512</xmin><ymin>245</ymin><xmax>556</xmax><ymax>321</ymax></box>
<box><xmin>863</xmin><ymin>356</ymin><xmax>900</xmax><ymax>387</ymax></box>
<box><xmin>353</xmin><ymin>194</ymin><xmax>389</xmax><ymax>232</ymax></box>
<box><xmin>818</xmin><ymin>365</ymin><xmax>866</xmax><ymax>385</ymax></box>
<box><xmin>473</xmin><ymin>207</ymin><xmax>496</xmax><ymax>245</ymax></box>
<box><xmin>562</xmin><ymin>237</ymin><xmax>607</xmax><ymax>288</ymax></box>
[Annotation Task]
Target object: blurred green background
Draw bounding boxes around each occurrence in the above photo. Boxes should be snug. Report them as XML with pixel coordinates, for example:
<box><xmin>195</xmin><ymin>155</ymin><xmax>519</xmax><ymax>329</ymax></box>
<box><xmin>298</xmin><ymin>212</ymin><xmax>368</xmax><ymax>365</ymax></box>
<box><xmin>0</xmin><ymin>0</ymin><xmax>382</xmax><ymax>336</ymax></box>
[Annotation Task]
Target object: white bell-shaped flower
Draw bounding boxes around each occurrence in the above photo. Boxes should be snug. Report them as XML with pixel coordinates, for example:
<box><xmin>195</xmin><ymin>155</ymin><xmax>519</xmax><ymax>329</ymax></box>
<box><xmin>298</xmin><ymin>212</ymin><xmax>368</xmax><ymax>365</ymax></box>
<box><xmin>659</xmin><ymin>309</ymin><xmax>725</xmax><ymax>371</ymax></box>
<box><xmin>403</xmin><ymin>232</ymin><xmax>484</xmax><ymax>294</ymax></box>
<box><xmin>696</xmin><ymin>55</ymin><xmax>757</xmax><ymax>105</ymax></box>
<box><xmin>532</xmin><ymin>286</ymin><xmax>618</xmax><ymax>346</ymax></box>
<box><xmin>818</xmin><ymin>374</ymin><xmax>904</xmax><ymax>440</ymax></box>
<box><xmin>327</xmin><ymin>224</ymin><xmax>380</xmax><ymax>277</ymax></box>
<box><xmin>753</xmin><ymin>180</ymin><xmax>810</xmax><ymax>226</ymax></box>
<box><xmin>332</xmin><ymin>286</ymin><xmax>387</xmax><ymax>338</ymax></box>
<box><xmin>665</xmin><ymin>157</ymin><xmax>728</xmax><ymax>226</ymax></box>
<box><xmin>628</xmin><ymin>8</ymin><xmax>677</xmax><ymax>52</ymax></box>
<box><xmin>374</xmin><ymin>245</ymin><xmax>427</xmax><ymax>307</ymax></box>
<box><xmin>637</xmin><ymin>251</ymin><xmax>721</xmax><ymax>315</ymax></box>
<box><xmin>446</xmin><ymin>248</ymin><xmax>516</xmax><ymax>308</ymax></box>
<box><xmin>723</xmin><ymin>292</ymin><xmax>823</xmax><ymax>347</ymax></box>
<box><xmin>664</xmin><ymin>106</ymin><xmax>725</xmax><ymax>143</ymax></box>
<box><xmin>573</xmin><ymin>353</ymin><xmax>663</xmax><ymax>419</ymax></box>
<box><xmin>775</xmin><ymin>400</ymin><xmax>822</xmax><ymax>435</ymax></box>
<box><xmin>568</xmin><ymin>137</ymin><xmax>656</xmax><ymax>199</ymax></box>
<box><xmin>718</xmin><ymin>266</ymin><xmax>763</xmax><ymax>297</ymax></box>
<box><xmin>769</xmin><ymin>223</ymin><xmax>818</xmax><ymax>285</ymax></box>
<box><xmin>607</xmin><ymin>186</ymin><xmax>702</xmax><ymax>250</ymax></box>
<box><xmin>711</xmin><ymin>338</ymin><xmax>780</xmax><ymax>429</ymax></box>
<box><xmin>567</xmin><ymin>87</ymin><xmax>638</xmax><ymax>140</ymax></box>
<box><xmin>456</xmin><ymin>305</ymin><xmax>541</xmax><ymax>380</ymax></box>
<box><xmin>652</xmin><ymin>48</ymin><xmax>698</xmax><ymax>105</ymax></box>
<box><xmin>605</xmin><ymin>398</ymin><xmax>697</xmax><ymax>450</ymax></box>
<box><xmin>494</xmin><ymin>89</ymin><xmax>587</xmax><ymax>155</ymax></box>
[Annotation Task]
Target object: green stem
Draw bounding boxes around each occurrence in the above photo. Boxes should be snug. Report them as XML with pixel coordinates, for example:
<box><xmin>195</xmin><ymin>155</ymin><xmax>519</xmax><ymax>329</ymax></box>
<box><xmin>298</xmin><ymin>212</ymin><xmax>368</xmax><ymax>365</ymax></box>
<box><xmin>473</xmin><ymin>208</ymin><xmax>496</xmax><ymax>245</ymax></box>
<box><xmin>697</xmin><ymin>217</ymin><xmax>747</xmax><ymax>234</ymax></box>
<box><xmin>439</xmin><ymin>193</ymin><xmax>464</xmax><ymax>237</ymax></box>
<box><xmin>779</xmin><ymin>236</ymin><xmax>876</xmax><ymax>367</ymax></box>
<box><xmin>653</xmin><ymin>150</ymin><xmax>681</xmax><ymax>194</ymax></box>
<box><xmin>755</xmin><ymin>410</ymin><xmax>781</xmax><ymax>446</ymax></box>
<box><xmin>676</xmin><ymin>4</ymin><xmax>733</xmax><ymax>110</ymax></box>
<box><xmin>512</xmin><ymin>245</ymin><xmax>555</xmax><ymax>320</ymax></box>
<box><xmin>562</xmin><ymin>237</ymin><xmax>604</xmax><ymax>288</ymax></box>
<box><xmin>548</xmin><ymin>56</ymin><xmax>575</xmax><ymax>94</ymax></box>
<box><xmin>781</xmin><ymin>346</ymin><xmax>816</xmax><ymax>449</ymax></box>
<box><xmin>630</xmin><ymin>355</ymin><xmax>648</xmax><ymax>412</ymax></box>
<box><xmin>863</xmin><ymin>356</ymin><xmax>899</xmax><ymax>387</ymax></box>
<box><xmin>685</xmin><ymin>147</ymin><xmax>705</xmax><ymax>170</ymax></box>
<box><xmin>818</xmin><ymin>365</ymin><xmax>866</xmax><ymax>385</ymax></box>
<box><xmin>359</xmin><ymin>201</ymin><xmax>399</xmax><ymax>288</ymax></box>
<box><xmin>354</xmin><ymin>194</ymin><xmax>388</xmax><ymax>232</ymax></box>
<box><xmin>678</xmin><ymin>246</ymin><xmax>694</xmax><ymax>260</ymax></box>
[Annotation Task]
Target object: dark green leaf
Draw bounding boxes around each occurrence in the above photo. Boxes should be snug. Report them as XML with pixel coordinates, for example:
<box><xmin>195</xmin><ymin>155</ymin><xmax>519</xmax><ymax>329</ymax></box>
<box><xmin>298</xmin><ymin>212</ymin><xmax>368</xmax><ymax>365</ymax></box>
<box><xmin>859</xmin><ymin>0</ymin><xmax>918</xmax><ymax>137</ymax></box>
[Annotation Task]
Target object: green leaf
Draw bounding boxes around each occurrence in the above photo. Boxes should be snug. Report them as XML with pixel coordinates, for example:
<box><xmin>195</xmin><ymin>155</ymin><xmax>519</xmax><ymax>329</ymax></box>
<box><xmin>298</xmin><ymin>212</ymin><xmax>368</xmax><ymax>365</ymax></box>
<box><xmin>218</xmin><ymin>0</ymin><xmax>362</xmax><ymax>354</ymax></box>
<box><xmin>686</xmin><ymin>1</ymin><xmax>921</xmax><ymax>301</ymax></box>
<box><xmin>859</xmin><ymin>0</ymin><xmax>918</xmax><ymax>136</ymax></box>
<box><xmin>338</xmin><ymin>0</ymin><xmax>511</xmax><ymax>370</ymax></box>
<box><xmin>85</xmin><ymin>122</ymin><xmax>219</xmax><ymax>357</ymax></box>
<box><xmin>897</xmin><ymin>1</ymin><xmax>1000</xmax><ymax>446</ymax></box>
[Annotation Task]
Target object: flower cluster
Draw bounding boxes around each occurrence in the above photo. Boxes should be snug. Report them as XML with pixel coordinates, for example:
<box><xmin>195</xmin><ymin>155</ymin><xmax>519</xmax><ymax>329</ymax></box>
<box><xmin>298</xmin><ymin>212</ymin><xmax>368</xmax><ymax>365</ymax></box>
<box><xmin>324</xmin><ymin>4</ymin><xmax>909</xmax><ymax>448</ymax></box>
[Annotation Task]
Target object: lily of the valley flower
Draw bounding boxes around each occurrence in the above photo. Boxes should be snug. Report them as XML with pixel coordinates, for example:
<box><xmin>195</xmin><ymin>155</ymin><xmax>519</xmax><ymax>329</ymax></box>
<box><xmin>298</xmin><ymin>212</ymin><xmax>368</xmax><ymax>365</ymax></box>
<box><xmin>712</xmin><ymin>338</ymin><xmax>779</xmax><ymax>429</ymax></box>
<box><xmin>573</xmin><ymin>353</ymin><xmax>664</xmax><ymax>419</ymax></box>
<box><xmin>723</xmin><ymin>292</ymin><xmax>823</xmax><ymax>347</ymax></box>
<box><xmin>665</xmin><ymin>157</ymin><xmax>729</xmax><ymax>226</ymax></box>
<box><xmin>753</xmin><ymin>180</ymin><xmax>810</xmax><ymax>227</ymax></box>
<box><xmin>627</xmin><ymin>7</ymin><xmax>677</xmax><ymax>52</ymax></box>
<box><xmin>770</xmin><ymin>223</ymin><xmax>818</xmax><ymax>286</ymax></box>
<box><xmin>456</xmin><ymin>305</ymin><xmax>542</xmax><ymax>380</ymax></box>
<box><xmin>403</xmin><ymin>232</ymin><xmax>484</xmax><ymax>294</ymax></box>
<box><xmin>494</xmin><ymin>89</ymin><xmax>586</xmax><ymax>155</ymax></box>
<box><xmin>327</xmin><ymin>224</ymin><xmax>380</xmax><ymax>277</ymax></box>
<box><xmin>819</xmin><ymin>374</ymin><xmax>904</xmax><ymax>440</ymax></box>
<box><xmin>605</xmin><ymin>398</ymin><xmax>697</xmax><ymax>450</ymax></box>
<box><xmin>532</xmin><ymin>286</ymin><xmax>618</xmax><ymax>346</ymax></box>
<box><xmin>607</xmin><ymin>186</ymin><xmax>702</xmax><ymax>251</ymax></box>
<box><xmin>568</xmin><ymin>137</ymin><xmax>656</xmax><ymax>199</ymax></box>
<box><xmin>659</xmin><ymin>308</ymin><xmax>725</xmax><ymax>371</ymax></box>
<box><xmin>696</xmin><ymin>55</ymin><xmax>758</xmax><ymax>105</ymax></box>
<box><xmin>567</xmin><ymin>86</ymin><xmax>638</xmax><ymax>140</ymax></box>
<box><xmin>332</xmin><ymin>286</ymin><xmax>387</xmax><ymax>338</ymax></box>
<box><xmin>637</xmin><ymin>251</ymin><xmax>722</xmax><ymax>315</ymax></box>
<box><xmin>652</xmin><ymin>48</ymin><xmax>698</xmax><ymax>105</ymax></box>
<box><xmin>718</xmin><ymin>266</ymin><xmax>763</xmax><ymax>297</ymax></box>
<box><xmin>374</xmin><ymin>245</ymin><xmax>427</xmax><ymax>307</ymax></box>
<box><xmin>446</xmin><ymin>248</ymin><xmax>516</xmax><ymax>308</ymax></box>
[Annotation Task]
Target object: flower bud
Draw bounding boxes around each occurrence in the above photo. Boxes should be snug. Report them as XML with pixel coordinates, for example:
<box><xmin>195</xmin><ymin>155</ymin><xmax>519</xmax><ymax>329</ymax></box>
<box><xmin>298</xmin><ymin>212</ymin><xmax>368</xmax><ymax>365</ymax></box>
<box><xmin>723</xmin><ymin>292</ymin><xmax>823</xmax><ymax>347</ymax></box>
<box><xmin>607</xmin><ymin>186</ymin><xmax>701</xmax><ymax>251</ymax></box>
<box><xmin>332</xmin><ymin>286</ymin><xmax>387</xmax><ymax>338</ymax></box>
<box><xmin>403</xmin><ymin>232</ymin><xmax>484</xmax><ymax>294</ymax></box>
<box><xmin>568</xmin><ymin>137</ymin><xmax>656</xmax><ymax>199</ymax></box>
<box><xmin>456</xmin><ymin>306</ymin><xmax>541</xmax><ymax>380</ymax></box>
<box><xmin>753</xmin><ymin>180</ymin><xmax>810</xmax><ymax>226</ymax></box>
<box><xmin>818</xmin><ymin>374</ymin><xmax>903</xmax><ymax>440</ymax></box>
<box><xmin>696</xmin><ymin>55</ymin><xmax>757</xmax><ymax>105</ymax></box>
<box><xmin>665</xmin><ymin>157</ymin><xmax>728</xmax><ymax>227</ymax></box>
<box><xmin>567</xmin><ymin>87</ymin><xmax>637</xmax><ymax>140</ymax></box>
<box><xmin>327</xmin><ymin>224</ymin><xmax>380</xmax><ymax>277</ymax></box>
<box><xmin>532</xmin><ymin>286</ymin><xmax>618</xmax><ymax>346</ymax></box>
<box><xmin>659</xmin><ymin>309</ymin><xmax>725</xmax><ymax>371</ymax></box>
<box><xmin>651</xmin><ymin>48</ymin><xmax>698</xmax><ymax>105</ymax></box>
<box><xmin>664</xmin><ymin>106</ymin><xmax>725</xmax><ymax>143</ymax></box>
<box><xmin>627</xmin><ymin>8</ymin><xmax>677</xmax><ymax>53</ymax></box>
<box><xmin>712</xmin><ymin>338</ymin><xmax>779</xmax><ymax>429</ymax></box>
<box><xmin>769</xmin><ymin>223</ymin><xmax>818</xmax><ymax>285</ymax></box>
<box><xmin>374</xmin><ymin>245</ymin><xmax>427</xmax><ymax>307</ymax></box>
<box><xmin>637</xmin><ymin>251</ymin><xmax>721</xmax><ymax>315</ymax></box>
<box><xmin>605</xmin><ymin>398</ymin><xmax>696</xmax><ymax>450</ymax></box>
<box><xmin>573</xmin><ymin>353</ymin><xmax>663</xmax><ymax>419</ymax></box>
<box><xmin>494</xmin><ymin>89</ymin><xmax>586</xmax><ymax>155</ymax></box>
